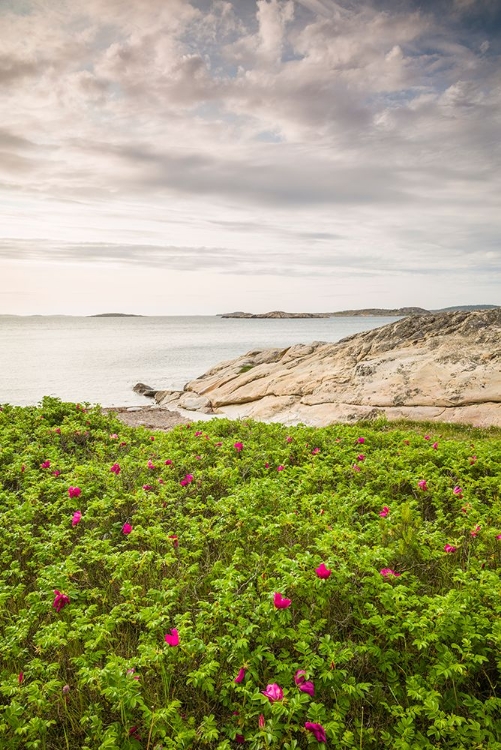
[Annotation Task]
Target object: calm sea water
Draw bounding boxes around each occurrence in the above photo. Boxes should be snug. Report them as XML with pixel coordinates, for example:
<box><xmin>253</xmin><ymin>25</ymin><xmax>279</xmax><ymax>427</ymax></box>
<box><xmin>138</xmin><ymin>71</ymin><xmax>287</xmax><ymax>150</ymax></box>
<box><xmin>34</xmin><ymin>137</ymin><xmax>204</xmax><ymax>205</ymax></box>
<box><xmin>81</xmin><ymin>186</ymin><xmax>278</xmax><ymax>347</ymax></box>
<box><xmin>0</xmin><ymin>315</ymin><xmax>400</xmax><ymax>407</ymax></box>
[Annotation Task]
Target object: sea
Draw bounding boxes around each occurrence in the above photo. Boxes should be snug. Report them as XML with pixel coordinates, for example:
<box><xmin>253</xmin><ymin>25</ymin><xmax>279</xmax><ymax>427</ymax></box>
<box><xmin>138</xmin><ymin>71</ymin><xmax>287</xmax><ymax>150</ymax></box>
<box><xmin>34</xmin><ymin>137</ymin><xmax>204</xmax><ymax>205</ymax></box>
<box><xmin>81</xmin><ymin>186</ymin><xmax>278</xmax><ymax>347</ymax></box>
<box><xmin>0</xmin><ymin>315</ymin><xmax>401</xmax><ymax>407</ymax></box>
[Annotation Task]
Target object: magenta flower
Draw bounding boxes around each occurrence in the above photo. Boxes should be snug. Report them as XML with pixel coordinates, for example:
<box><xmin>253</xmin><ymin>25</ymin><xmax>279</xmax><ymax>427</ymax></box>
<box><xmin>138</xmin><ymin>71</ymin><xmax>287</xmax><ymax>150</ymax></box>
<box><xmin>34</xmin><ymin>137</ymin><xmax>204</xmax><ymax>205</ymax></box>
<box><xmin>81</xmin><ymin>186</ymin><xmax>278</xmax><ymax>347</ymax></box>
<box><xmin>294</xmin><ymin>669</ymin><xmax>307</xmax><ymax>685</ymax></box>
<box><xmin>52</xmin><ymin>470</ymin><xmax>61</xmax><ymax>477</ymax></box>
<box><xmin>52</xmin><ymin>590</ymin><xmax>70</xmax><ymax>612</ymax></box>
<box><xmin>235</xmin><ymin>735</ymin><xmax>245</xmax><ymax>744</ymax></box>
<box><xmin>234</xmin><ymin>668</ymin><xmax>246</xmax><ymax>683</ymax></box>
<box><xmin>315</xmin><ymin>563</ymin><xmax>332</xmax><ymax>579</ymax></box>
<box><xmin>356</xmin><ymin>453</ymin><xmax>365</xmax><ymax>462</ymax></box>
<box><xmin>352</xmin><ymin>464</ymin><xmax>361</xmax><ymax>472</ymax></box>
<box><xmin>215</xmin><ymin>441</ymin><xmax>223</xmax><ymax>447</ymax></box>
<box><xmin>444</xmin><ymin>544</ymin><xmax>457</xmax><ymax>553</ymax></box>
<box><xmin>432</xmin><ymin>442</ymin><xmax>438</xmax><ymax>450</ymax></box>
<box><xmin>470</xmin><ymin>525</ymin><xmax>480</xmax><ymax>538</ymax></box>
<box><xmin>305</xmin><ymin>722</ymin><xmax>326</xmax><ymax>742</ymax></box>
<box><xmin>110</xmin><ymin>463</ymin><xmax>121</xmax><ymax>475</ymax></box>
<box><xmin>62</xmin><ymin>684</ymin><xmax>70</xmax><ymax>694</ymax></box>
<box><xmin>110</xmin><ymin>433</ymin><xmax>119</xmax><ymax>439</ymax></box>
<box><xmin>357</xmin><ymin>436</ymin><xmax>365</xmax><ymax>444</ymax></box>
<box><xmin>299</xmin><ymin>680</ymin><xmax>315</xmax><ymax>696</ymax></box>
<box><xmin>379</xmin><ymin>506</ymin><xmax>390</xmax><ymax>518</ymax></box>
<box><xmin>164</xmin><ymin>628</ymin><xmax>179</xmax><ymax>646</ymax></box>
<box><xmin>234</xmin><ymin>442</ymin><xmax>243</xmax><ymax>452</ymax></box>
<box><xmin>259</xmin><ymin>714</ymin><xmax>265</xmax><ymax>729</ymax></box>
<box><xmin>68</xmin><ymin>486</ymin><xmax>81</xmax><ymax>499</ymax></box>
<box><xmin>71</xmin><ymin>510</ymin><xmax>82</xmax><ymax>527</ymax></box>
<box><xmin>195</xmin><ymin>430</ymin><xmax>203</xmax><ymax>437</ymax></box>
<box><xmin>424</xmin><ymin>435</ymin><xmax>430</xmax><ymax>440</ymax></box>
<box><xmin>380</xmin><ymin>568</ymin><xmax>401</xmax><ymax>578</ymax></box>
<box><xmin>418</xmin><ymin>480</ymin><xmax>428</xmax><ymax>491</ymax></box>
<box><xmin>453</xmin><ymin>485</ymin><xmax>463</xmax><ymax>497</ymax></box>
<box><xmin>273</xmin><ymin>592</ymin><xmax>291</xmax><ymax>609</ymax></box>
<box><xmin>264</xmin><ymin>462</ymin><xmax>270</xmax><ymax>468</ymax></box>
<box><xmin>142</xmin><ymin>484</ymin><xmax>153</xmax><ymax>491</ymax></box>
<box><xmin>277</xmin><ymin>465</ymin><xmax>285</xmax><ymax>472</ymax></box>
<box><xmin>40</xmin><ymin>460</ymin><xmax>51</xmax><ymax>469</ymax></box>
<box><xmin>311</xmin><ymin>447</ymin><xmax>320</xmax><ymax>455</ymax></box>
<box><xmin>286</xmin><ymin>436</ymin><xmax>293</xmax><ymax>443</ymax></box>
<box><xmin>165</xmin><ymin>459</ymin><xmax>173</xmax><ymax>465</ymax></box>
<box><xmin>18</xmin><ymin>672</ymin><xmax>24</xmax><ymax>684</ymax></box>
<box><xmin>122</xmin><ymin>523</ymin><xmax>132</xmax><ymax>535</ymax></box>
<box><xmin>261</xmin><ymin>683</ymin><xmax>283</xmax><ymax>702</ymax></box>
<box><xmin>496</xmin><ymin>534</ymin><xmax>501</xmax><ymax>540</ymax></box>
<box><xmin>169</xmin><ymin>534</ymin><xmax>179</xmax><ymax>548</ymax></box>
<box><xmin>147</xmin><ymin>460</ymin><xmax>156</xmax><ymax>469</ymax></box>
<box><xmin>180</xmin><ymin>473</ymin><xmax>194</xmax><ymax>486</ymax></box>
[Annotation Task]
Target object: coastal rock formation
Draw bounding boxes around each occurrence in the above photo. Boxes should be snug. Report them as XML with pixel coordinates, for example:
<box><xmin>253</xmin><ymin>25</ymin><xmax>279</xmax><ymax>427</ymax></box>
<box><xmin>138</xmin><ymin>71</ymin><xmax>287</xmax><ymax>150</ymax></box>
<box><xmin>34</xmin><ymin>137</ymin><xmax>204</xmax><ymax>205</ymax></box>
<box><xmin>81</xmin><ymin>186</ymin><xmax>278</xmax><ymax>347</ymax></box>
<box><xmin>157</xmin><ymin>310</ymin><xmax>501</xmax><ymax>427</ymax></box>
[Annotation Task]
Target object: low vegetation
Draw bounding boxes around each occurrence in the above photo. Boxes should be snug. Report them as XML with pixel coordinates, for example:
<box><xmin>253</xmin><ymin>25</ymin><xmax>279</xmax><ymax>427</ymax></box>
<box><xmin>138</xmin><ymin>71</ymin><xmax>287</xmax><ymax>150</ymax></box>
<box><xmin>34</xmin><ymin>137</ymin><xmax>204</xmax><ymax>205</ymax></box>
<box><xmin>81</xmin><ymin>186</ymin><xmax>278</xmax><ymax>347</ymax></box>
<box><xmin>0</xmin><ymin>398</ymin><xmax>500</xmax><ymax>749</ymax></box>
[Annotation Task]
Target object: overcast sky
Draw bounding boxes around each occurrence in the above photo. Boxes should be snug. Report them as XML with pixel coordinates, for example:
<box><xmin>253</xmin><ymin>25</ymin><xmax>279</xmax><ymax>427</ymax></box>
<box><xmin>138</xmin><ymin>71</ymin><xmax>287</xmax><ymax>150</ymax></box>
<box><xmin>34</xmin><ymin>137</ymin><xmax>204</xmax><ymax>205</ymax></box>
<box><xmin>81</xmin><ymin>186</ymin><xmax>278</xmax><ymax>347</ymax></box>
<box><xmin>0</xmin><ymin>0</ymin><xmax>499</xmax><ymax>315</ymax></box>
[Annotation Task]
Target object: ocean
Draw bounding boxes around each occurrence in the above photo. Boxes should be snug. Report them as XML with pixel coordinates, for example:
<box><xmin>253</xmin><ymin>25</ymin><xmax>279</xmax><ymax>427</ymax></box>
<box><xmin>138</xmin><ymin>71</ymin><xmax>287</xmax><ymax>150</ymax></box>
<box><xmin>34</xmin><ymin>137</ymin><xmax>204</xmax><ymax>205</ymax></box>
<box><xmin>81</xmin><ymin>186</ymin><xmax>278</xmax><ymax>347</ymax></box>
<box><xmin>0</xmin><ymin>315</ymin><xmax>400</xmax><ymax>407</ymax></box>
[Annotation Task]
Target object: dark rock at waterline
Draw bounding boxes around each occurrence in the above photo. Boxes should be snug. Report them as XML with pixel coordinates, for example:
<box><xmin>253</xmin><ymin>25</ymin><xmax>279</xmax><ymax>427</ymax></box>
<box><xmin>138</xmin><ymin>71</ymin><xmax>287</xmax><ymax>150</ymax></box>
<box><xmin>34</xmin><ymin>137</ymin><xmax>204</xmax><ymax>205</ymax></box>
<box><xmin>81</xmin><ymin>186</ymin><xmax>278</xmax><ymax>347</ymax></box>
<box><xmin>133</xmin><ymin>383</ymin><xmax>157</xmax><ymax>398</ymax></box>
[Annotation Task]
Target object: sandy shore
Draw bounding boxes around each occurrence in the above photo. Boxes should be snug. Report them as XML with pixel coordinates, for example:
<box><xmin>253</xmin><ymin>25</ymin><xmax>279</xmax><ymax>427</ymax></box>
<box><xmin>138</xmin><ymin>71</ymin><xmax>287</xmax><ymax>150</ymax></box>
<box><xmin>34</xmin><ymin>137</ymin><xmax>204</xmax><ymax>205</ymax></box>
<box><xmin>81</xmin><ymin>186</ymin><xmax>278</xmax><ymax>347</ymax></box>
<box><xmin>102</xmin><ymin>405</ymin><xmax>191</xmax><ymax>431</ymax></box>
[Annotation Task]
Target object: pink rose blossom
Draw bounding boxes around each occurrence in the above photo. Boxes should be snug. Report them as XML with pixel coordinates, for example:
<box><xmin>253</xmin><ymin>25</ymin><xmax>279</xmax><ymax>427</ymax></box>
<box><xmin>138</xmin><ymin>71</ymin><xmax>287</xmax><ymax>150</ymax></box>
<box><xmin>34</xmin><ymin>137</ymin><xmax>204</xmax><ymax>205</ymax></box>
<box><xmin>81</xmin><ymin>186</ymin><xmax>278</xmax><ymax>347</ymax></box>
<box><xmin>273</xmin><ymin>592</ymin><xmax>291</xmax><ymax>609</ymax></box>
<box><xmin>71</xmin><ymin>511</ymin><xmax>82</xmax><ymax>527</ymax></box>
<box><xmin>418</xmin><ymin>480</ymin><xmax>428</xmax><ymax>491</ymax></box>
<box><xmin>53</xmin><ymin>590</ymin><xmax>70</xmax><ymax>612</ymax></box>
<box><xmin>352</xmin><ymin>464</ymin><xmax>361</xmax><ymax>472</ymax></box>
<box><xmin>235</xmin><ymin>735</ymin><xmax>245</xmax><ymax>744</ymax></box>
<box><xmin>147</xmin><ymin>460</ymin><xmax>156</xmax><ymax>469</ymax></box>
<box><xmin>305</xmin><ymin>722</ymin><xmax>327</xmax><ymax>742</ymax></box>
<box><xmin>470</xmin><ymin>455</ymin><xmax>477</xmax><ymax>465</ymax></box>
<box><xmin>122</xmin><ymin>523</ymin><xmax>132</xmax><ymax>535</ymax></box>
<box><xmin>164</xmin><ymin>628</ymin><xmax>179</xmax><ymax>646</ymax></box>
<box><xmin>18</xmin><ymin>672</ymin><xmax>24</xmax><ymax>684</ymax></box>
<box><xmin>234</xmin><ymin>668</ymin><xmax>246</xmax><ymax>683</ymax></box>
<box><xmin>142</xmin><ymin>484</ymin><xmax>153</xmax><ymax>491</ymax></box>
<box><xmin>264</xmin><ymin>462</ymin><xmax>270</xmax><ymax>468</ymax></box>
<box><xmin>453</xmin><ymin>485</ymin><xmax>463</xmax><ymax>497</ymax></box>
<box><xmin>195</xmin><ymin>430</ymin><xmax>203</xmax><ymax>437</ymax></box>
<box><xmin>234</xmin><ymin>442</ymin><xmax>243</xmax><ymax>452</ymax></box>
<box><xmin>165</xmin><ymin>459</ymin><xmax>173</xmax><ymax>465</ymax></box>
<box><xmin>495</xmin><ymin>534</ymin><xmax>501</xmax><ymax>540</ymax></box>
<box><xmin>444</xmin><ymin>544</ymin><xmax>457</xmax><ymax>553</ymax></box>
<box><xmin>150</xmin><ymin>436</ymin><xmax>155</xmax><ymax>441</ymax></box>
<box><xmin>357</xmin><ymin>436</ymin><xmax>365</xmax><ymax>444</ymax></box>
<box><xmin>432</xmin><ymin>442</ymin><xmax>438</xmax><ymax>450</ymax></box>
<box><xmin>40</xmin><ymin>460</ymin><xmax>51</xmax><ymax>469</ymax></box>
<box><xmin>110</xmin><ymin>463</ymin><xmax>121</xmax><ymax>475</ymax></box>
<box><xmin>286</xmin><ymin>436</ymin><xmax>293</xmax><ymax>443</ymax></box>
<box><xmin>277</xmin><ymin>465</ymin><xmax>285</xmax><ymax>472</ymax></box>
<box><xmin>68</xmin><ymin>486</ymin><xmax>81</xmax><ymax>499</ymax></box>
<box><xmin>311</xmin><ymin>447</ymin><xmax>320</xmax><ymax>455</ymax></box>
<box><xmin>258</xmin><ymin>714</ymin><xmax>265</xmax><ymax>729</ymax></box>
<box><xmin>299</xmin><ymin>680</ymin><xmax>315</xmax><ymax>696</ymax></box>
<box><xmin>315</xmin><ymin>563</ymin><xmax>332</xmax><ymax>579</ymax></box>
<box><xmin>379</xmin><ymin>506</ymin><xmax>390</xmax><ymax>518</ymax></box>
<box><xmin>356</xmin><ymin>453</ymin><xmax>365</xmax><ymax>462</ymax></box>
<box><xmin>215</xmin><ymin>442</ymin><xmax>223</xmax><ymax>447</ymax></box>
<box><xmin>54</xmin><ymin>428</ymin><xmax>61</xmax><ymax>435</ymax></box>
<box><xmin>180</xmin><ymin>474</ymin><xmax>194</xmax><ymax>486</ymax></box>
<box><xmin>470</xmin><ymin>525</ymin><xmax>480</xmax><ymax>538</ymax></box>
<box><xmin>120</xmin><ymin>441</ymin><xmax>127</xmax><ymax>447</ymax></box>
<box><xmin>424</xmin><ymin>435</ymin><xmax>430</xmax><ymax>440</ymax></box>
<box><xmin>261</xmin><ymin>683</ymin><xmax>283</xmax><ymax>702</ymax></box>
<box><xmin>294</xmin><ymin>669</ymin><xmax>307</xmax><ymax>685</ymax></box>
<box><xmin>380</xmin><ymin>568</ymin><xmax>401</xmax><ymax>578</ymax></box>
<box><xmin>110</xmin><ymin>433</ymin><xmax>119</xmax><ymax>439</ymax></box>
<box><xmin>62</xmin><ymin>684</ymin><xmax>70</xmax><ymax>694</ymax></box>
<box><xmin>52</xmin><ymin>470</ymin><xmax>61</xmax><ymax>477</ymax></box>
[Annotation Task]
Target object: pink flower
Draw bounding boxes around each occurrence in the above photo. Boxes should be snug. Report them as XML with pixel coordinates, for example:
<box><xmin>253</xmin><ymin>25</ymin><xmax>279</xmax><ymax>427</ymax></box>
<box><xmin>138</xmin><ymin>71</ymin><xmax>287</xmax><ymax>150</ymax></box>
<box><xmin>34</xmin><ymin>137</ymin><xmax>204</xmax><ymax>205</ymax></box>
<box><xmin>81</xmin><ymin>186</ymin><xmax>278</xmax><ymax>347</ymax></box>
<box><xmin>40</xmin><ymin>460</ymin><xmax>51</xmax><ymax>469</ymax></box>
<box><xmin>264</xmin><ymin>462</ymin><xmax>270</xmax><ymax>468</ymax></box>
<box><xmin>305</xmin><ymin>722</ymin><xmax>326</xmax><ymax>742</ymax></box>
<box><xmin>164</xmin><ymin>628</ymin><xmax>179</xmax><ymax>646</ymax></box>
<box><xmin>120</xmin><ymin>441</ymin><xmax>127</xmax><ymax>447</ymax></box>
<box><xmin>18</xmin><ymin>672</ymin><xmax>24</xmax><ymax>684</ymax></box>
<box><xmin>352</xmin><ymin>464</ymin><xmax>361</xmax><ymax>472</ymax></box>
<box><xmin>444</xmin><ymin>544</ymin><xmax>457</xmax><ymax>553</ymax></box>
<box><xmin>129</xmin><ymin>726</ymin><xmax>141</xmax><ymax>740</ymax></box>
<box><xmin>215</xmin><ymin>442</ymin><xmax>223</xmax><ymax>447</ymax></box>
<box><xmin>109</xmin><ymin>433</ymin><xmax>119</xmax><ymax>439</ymax></box>
<box><xmin>273</xmin><ymin>592</ymin><xmax>291</xmax><ymax>609</ymax></box>
<box><xmin>299</xmin><ymin>680</ymin><xmax>315</xmax><ymax>696</ymax></box>
<box><xmin>110</xmin><ymin>463</ymin><xmax>121</xmax><ymax>475</ymax></box>
<box><xmin>21</xmin><ymin>464</ymin><xmax>26</xmax><ymax>472</ymax></box>
<box><xmin>356</xmin><ymin>454</ymin><xmax>365</xmax><ymax>462</ymax></box>
<box><xmin>71</xmin><ymin>511</ymin><xmax>82</xmax><ymax>527</ymax></box>
<box><xmin>453</xmin><ymin>485</ymin><xmax>463</xmax><ymax>497</ymax></box>
<box><xmin>496</xmin><ymin>534</ymin><xmax>501</xmax><ymax>540</ymax></box>
<box><xmin>52</xmin><ymin>470</ymin><xmax>61</xmax><ymax>477</ymax></box>
<box><xmin>424</xmin><ymin>435</ymin><xmax>430</xmax><ymax>440</ymax></box>
<box><xmin>68</xmin><ymin>486</ymin><xmax>81</xmax><ymax>499</ymax></box>
<box><xmin>122</xmin><ymin>523</ymin><xmax>132</xmax><ymax>535</ymax></box>
<box><xmin>418</xmin><ymin>480</ymin><xmax>428</xmax><ymax>491</ymax></box>
<box><xmin>379</xmin><ymin>506</ymin><xmax>390</xmax><ymax>518</ymax></box>
<box><xmin>165</xmin><ymin>459</ymin><xmax>173</xmax><ymax>465</ymax></box>
<box><xmin>432</xmin><ymin>442</ymin><xmax>438</xmax><ymax>450</ymax></box>
<box><xmin>294</xmin><ymin>669</ymin><xmax>307</xmax><ymax>685</ymax></box>
<box><xmin>150</xmin><ymin>436</ymin><xmax>155</xmax><ymax>441</ymax></box>
<box><xmin>142</xmin><ymin>484</ymin><xmax>153</xmax><ymax>491</ymax></box>
<box><xmin>53</xmin><ymin>590</ymin><xmax>70</xmax><ymax>612</ymax></box>
<box><xmin>286</xmin><ymin>436</ymin><xmax>293</xmax><ymax>443</ymax></box>
<box><xmin>311</xmin><ymin>447</ymin><xmax>320</xmax><ymax>455</ymax></box>
<box><xmin>470</xmin><ymin>525</ymin><xmax>480</xmax><ymax>538</ymax></box>
<box><xmin>315</xmin><ymin>563</ymin><xmax>332</xmax><ymax>579</ymax></box>
<box><xmin>357</xmin><ymin>437</ymin><xmax>365</xmax><ymax>444</ymax></box>
<box><xmin>235</xmin><ymin>735</ymin><xmax>245</xmax><ymax>744</ymax></box>
<box><xmin>54</xmin><ymin>428</ymin><xmax>61</xmax><ymax>435</ymax></box>
<box><xmin>234</xmin><ymin>668</ymin><xmax>246</xmax><ymax>683</ymax></box>
<box><xmin>180</xmin><ymin>474</ymin><xmax>194</xmax><ymax>486</ymax></box>
<box><xmin>169</xmin><ymin>534</ymin><xmax>179</xmax><ymax>548</ymax></box>
<box><xmin>258</xmin><ymin>714</ymin><xmax>265</xmax><ymax>729</ymax></box>
<box><xmin>62</xmin><ymin>684</ymin><xmax>70</xmax><ymax>694</ymax></box>
<box><xmin>380</xmin><ymin>568</ymin><xmax>401</xmax><ymax>578</ymax></box>
<box><xmin>147</xmin><ymin>460</ymin><xmax>156</xmax><ymax>469</ymax></box>
<box><xmin>261</xmin><ymin>683</ymin><xmax>283</xmax><ymax>702</ymax></box>
<box><xmin>234</xmin><ymin>442</ymin><xmax>243</xmax><ymax>452</ymax></box>
<box><xmin>470</xmin><ymin>455</ymin><xmax>477</xmax><ymax>465</ymax></box>
<box><xmin>195</xmin><ymin>430</ymin><xmax>203</xmax><ymax>437</ymax></box>
<box><xmin>277</xmin><ymin>465</ymin><xmax>285</xmax><ymax>472</ymax></box>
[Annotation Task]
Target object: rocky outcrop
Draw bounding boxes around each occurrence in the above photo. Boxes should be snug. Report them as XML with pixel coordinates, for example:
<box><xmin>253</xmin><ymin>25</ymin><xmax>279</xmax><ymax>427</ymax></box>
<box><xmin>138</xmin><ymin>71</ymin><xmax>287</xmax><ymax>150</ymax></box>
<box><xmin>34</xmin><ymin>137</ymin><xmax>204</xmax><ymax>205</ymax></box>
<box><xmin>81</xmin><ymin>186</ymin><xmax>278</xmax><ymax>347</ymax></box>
<box><xmin>157</xmin><ymin>310</ymin><xmax>501</xmax><ymax>427</ymax></box>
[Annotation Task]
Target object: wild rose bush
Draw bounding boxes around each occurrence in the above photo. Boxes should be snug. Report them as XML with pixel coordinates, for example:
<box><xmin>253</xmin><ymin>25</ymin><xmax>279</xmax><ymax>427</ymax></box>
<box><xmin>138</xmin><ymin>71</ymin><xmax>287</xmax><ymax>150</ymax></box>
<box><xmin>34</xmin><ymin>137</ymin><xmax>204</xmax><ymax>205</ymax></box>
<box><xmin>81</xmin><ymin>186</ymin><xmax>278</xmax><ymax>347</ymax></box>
<box><xmin>0</xmin><ymin>397</ymin><xmax>500</xmax><ymax>749</ymax></box>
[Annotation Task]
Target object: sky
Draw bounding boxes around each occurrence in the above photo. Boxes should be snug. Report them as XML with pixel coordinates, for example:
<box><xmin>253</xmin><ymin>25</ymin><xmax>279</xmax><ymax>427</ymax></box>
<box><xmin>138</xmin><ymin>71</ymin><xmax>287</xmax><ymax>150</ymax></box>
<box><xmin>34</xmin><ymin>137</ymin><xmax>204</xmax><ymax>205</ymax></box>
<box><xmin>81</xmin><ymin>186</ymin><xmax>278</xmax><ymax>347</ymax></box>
<box><xmin>0</xmin><ymin>0</ymin><xmax>500</xmax><ymax>315</ymax></box>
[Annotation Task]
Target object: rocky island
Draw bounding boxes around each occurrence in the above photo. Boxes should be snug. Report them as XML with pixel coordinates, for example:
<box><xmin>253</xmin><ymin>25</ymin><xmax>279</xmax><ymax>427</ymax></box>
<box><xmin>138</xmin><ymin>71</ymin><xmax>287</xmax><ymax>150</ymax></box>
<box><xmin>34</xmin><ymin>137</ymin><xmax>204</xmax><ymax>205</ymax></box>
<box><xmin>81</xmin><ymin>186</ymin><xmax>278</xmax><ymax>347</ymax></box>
<box><xmin>155</xmin><ymin>309</ymin><xmax>501</xmax><ymax>427</ymax></box>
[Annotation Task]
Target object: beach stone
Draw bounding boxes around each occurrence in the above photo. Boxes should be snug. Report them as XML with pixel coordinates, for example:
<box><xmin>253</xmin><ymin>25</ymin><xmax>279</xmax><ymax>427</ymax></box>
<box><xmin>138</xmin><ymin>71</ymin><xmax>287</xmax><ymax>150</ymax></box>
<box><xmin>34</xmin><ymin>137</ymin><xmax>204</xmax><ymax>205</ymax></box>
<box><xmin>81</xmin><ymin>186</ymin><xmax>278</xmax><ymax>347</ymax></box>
<box><xmin>165</xmin><ymin>309</ymin><xmax>501</xmax><ymax>427</ymax></box>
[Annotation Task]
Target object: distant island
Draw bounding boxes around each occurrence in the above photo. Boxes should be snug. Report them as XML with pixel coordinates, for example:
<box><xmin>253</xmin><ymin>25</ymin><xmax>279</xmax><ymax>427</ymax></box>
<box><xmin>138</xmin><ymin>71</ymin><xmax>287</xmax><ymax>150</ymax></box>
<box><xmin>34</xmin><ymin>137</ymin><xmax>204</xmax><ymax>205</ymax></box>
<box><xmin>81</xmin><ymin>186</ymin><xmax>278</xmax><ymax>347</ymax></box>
<box><xmin>89</xmin><ymin>313</ymin><xmax>144</xmax><ymax>317</ymax></box>
<box><xmin>219</xmin><ymin>305</ymin><xmax>499</xmax><ymax>319</ymax></box>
